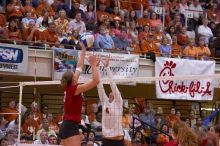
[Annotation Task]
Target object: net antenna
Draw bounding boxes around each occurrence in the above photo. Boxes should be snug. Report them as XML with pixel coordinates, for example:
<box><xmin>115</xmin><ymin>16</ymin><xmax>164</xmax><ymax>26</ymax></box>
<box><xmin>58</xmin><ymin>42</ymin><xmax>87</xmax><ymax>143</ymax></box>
<box><xmin>17</xmin><ymin>73</ymin><xmax>220</xmax><ymax>144</ymax></box>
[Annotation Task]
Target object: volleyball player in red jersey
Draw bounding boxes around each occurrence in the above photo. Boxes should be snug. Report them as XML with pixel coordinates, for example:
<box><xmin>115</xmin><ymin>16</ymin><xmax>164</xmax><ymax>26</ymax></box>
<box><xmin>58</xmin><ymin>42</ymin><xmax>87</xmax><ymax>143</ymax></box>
<box><xmin>60</xmin><ymin>42</ymin><xmax>100</xmax><ymax>146</ymax></box>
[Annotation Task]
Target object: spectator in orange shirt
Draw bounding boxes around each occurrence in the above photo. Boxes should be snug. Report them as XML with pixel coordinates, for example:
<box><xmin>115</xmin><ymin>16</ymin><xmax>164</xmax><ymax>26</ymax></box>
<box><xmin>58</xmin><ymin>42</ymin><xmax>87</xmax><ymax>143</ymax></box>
<box><xmin>5</xmin><ymin>19</ymin><xmax>22</xmax><ymax>44</ymax></box>
<box><xmin>54</xmin><ymin>9</ymin><xmax>69</xmax><ymax>34</ymax></box>
<box><xmin>177</xmin><ymin>26</ymin><xmax>189</xmax><ymax>47</ymax></box>
<box><xmin>22</xmin><ymin>111</ymin><xmax>39</xmax><ymax>140</ymax></box>
<box><xmin>0</xmin><ymin>8</ymin><xmax>6</xmax><ymax>27</ymax></box>
<box><xmin>120</xmin><ymin>0</ymin><xmax>132</xmax><ymax>15</ymax></box>
<box><xmin>171</xmin><ymin>35</ymin><xmax>182</xmax><ymax>57</ymax></box>
<box><xmin>183</xmin><ymin>39</ymin><xmax>198</xmax><ymax>59</ymax></box>
<box><xmin>96</xmin><ymin>2</ymin><xmax>110</xmax><ymax>23</ymax></box>
<box><xmin>42</xmin><ymin>22</ymin><xmax>59</xmax><ymax>45</ymax></box>
<box><xmin>24</xmin><ymin>0</ymin><xmax>36</xmax><ymax>19</ymax></box>
<box><xmin>110</xmin><ymin>6</ymin><xmax>124</xmax><ymax>22</ymax></box>
<box><xmin>6</xmin><ymin>0</ymin><xmax>25</xmax><ymax>20</ymax></box>
<box><xmin>153</xmin><ymin>25</ymin><xmax>164</xmax><ymax>45</ymax></box>
<box><xmin>54</xmin><ymin>105</ymin><xmax>63</xmax><ymax>125</ymax></box>
<box><xmin>141</xmin><ymin>33</ymin><xmax>160</xmax><ymax>55</ymax></box>
<box><xmin>138</xmin><ymin>25</ymin><xmax>150</xmax><ymax>42</ymax></box>
<box><xmin>36</xmin><ymin>0</ymin><xmax>55</xmax><ymax>17</ymax></box>
<box><xmin>137</xmin><ymin>9</ymin><xmax>150</xmax><ymax>28</ymax></box>
<box><xmin>30</xmin><ymin>102</ymin><xmax>42</xmax><ymax>125</ymax></box>
<box><xmin>197</xmin><ymin>38</ymin><xmax>211</xmax><ymax>59</ymax></box>
<box><xmin>166</xmin><ymin>107</ymin><xmax>179</xmax><ymax>128</ymax></box>
<box><xmin>47</xmin><ymin>113</ymin><xmax>59</xmax><ymax>134</ymax></box>
<box><xmin>22</xmin><ymin>20</ymin><xmax>41</xmax><ymax>44</ymax></box>
<box><xmin>1</xmin><ymin>100</ymin><xmax>18</xmax><ymax>122</ymax></box>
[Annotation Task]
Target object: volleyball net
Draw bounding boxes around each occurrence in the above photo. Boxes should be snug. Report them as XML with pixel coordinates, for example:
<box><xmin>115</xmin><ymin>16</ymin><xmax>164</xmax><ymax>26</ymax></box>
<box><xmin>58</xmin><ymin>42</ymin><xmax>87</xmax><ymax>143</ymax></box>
<box><xmin>1</xmin><ymin>73</ymin><xmax>220</xmax><ymax>144</ymax></box>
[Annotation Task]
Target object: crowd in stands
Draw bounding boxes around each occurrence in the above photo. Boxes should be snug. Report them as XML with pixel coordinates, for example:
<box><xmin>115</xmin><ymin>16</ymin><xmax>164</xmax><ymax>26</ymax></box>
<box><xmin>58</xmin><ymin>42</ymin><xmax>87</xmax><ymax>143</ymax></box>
<box><xmin>0</xmin><ymin>0</ymin><xmax>220</xmax><ymax>59</ymax></box>
<box><xmin>0</xmin><ymin>98</ymin><xmax>219</xmax><ymax>146</ymax></box>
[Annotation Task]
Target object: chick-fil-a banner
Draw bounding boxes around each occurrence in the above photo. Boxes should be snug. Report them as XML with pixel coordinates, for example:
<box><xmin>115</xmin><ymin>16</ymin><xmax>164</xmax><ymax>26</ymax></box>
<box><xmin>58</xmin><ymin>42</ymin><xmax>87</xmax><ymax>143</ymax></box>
<box><xmin>155</xmin><ymin>57</ymin><xmax>215</xmax><ymax>100</ymax></box>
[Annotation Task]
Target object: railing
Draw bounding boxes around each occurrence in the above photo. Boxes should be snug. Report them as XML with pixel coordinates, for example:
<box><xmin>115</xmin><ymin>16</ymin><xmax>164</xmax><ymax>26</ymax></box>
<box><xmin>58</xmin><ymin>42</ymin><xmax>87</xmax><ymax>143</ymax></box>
<box><xmin>0</xmin><ymin>38</ymin><xmax>220</xmax><ymax>61</ymax></box>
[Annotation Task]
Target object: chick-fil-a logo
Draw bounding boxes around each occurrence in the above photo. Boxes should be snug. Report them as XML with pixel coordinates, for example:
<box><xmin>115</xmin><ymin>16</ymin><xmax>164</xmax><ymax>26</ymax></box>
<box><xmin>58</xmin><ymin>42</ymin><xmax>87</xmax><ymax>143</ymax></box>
<box><xmin>159</xmin><ymin>61</ymin><xmax>212</xmax><ymax>98</ymax></box>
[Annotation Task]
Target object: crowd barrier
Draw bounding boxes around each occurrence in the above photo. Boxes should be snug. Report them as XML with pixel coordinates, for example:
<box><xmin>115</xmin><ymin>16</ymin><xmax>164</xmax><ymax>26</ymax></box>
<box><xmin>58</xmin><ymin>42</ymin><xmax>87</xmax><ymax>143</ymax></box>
<box><xmin>0</xmin><ymin>38</ymin><xmax>219</xmax><ymax>61</ymax></box>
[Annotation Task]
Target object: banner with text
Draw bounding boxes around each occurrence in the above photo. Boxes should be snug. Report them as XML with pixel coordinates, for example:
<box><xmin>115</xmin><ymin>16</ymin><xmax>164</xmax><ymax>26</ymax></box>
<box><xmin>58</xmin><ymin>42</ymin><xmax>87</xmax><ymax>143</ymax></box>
<box><xmin>155</xmin><ymin>57</ymin><xmax>215</xmax><ymax>100</ymax></box>
<box><xmin>53</xmin><ymin>48</ymin><xmax>139</xmax><ymax>80</ymax></box>
<box><xmin>0</xmin><ymin>43</ymin><xmax>28</xmax><ymax>73</ymax></box>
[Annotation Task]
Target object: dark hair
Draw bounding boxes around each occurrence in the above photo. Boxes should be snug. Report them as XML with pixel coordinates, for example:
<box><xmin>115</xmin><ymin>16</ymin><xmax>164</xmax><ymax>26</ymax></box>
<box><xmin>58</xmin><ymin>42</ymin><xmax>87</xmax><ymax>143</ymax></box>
<box><xmin>160</xmin><ymin>124</ymin><xmax>169</xmax><ymax>133</ymax></box>
<box><xmin>48</xmin><ymin>134</ymin><xmax>57</xmax><ymax>139</ymax></box>
<box><xmin>87</xmin><ymin>2</ymin><xmax>94</xmax><ymax>12</ymax></box>
<box><xmin>214</xmin><ymin>124</ymin><xmax>220</xmax><ymax>135</ymax></box>
<box><xmin>0</xmin><ymin>138</ymin><xmax>7</xmax><ymax>144</ymax></box>
<box><xmin>87</xmin><ymin>131</ymin><xmax>96</xmax><ymax>141</ymax></box>
<box><xmin>133</xmin><ymin>131</ymin><xmax>146</xmax><ymax>144</ymax></box>
<box><xmin>8</xmin><ymin>19</ymin><xmax>18</xmax><ymax>32</ymax></box>
<box><xmin>170</xmin><ymin>107</ymin><xmax>176</xmax><ymax>110</ymax></box>
<box><xmin>61</xmin><ymin>71</ymin><xmax>73</xmax><ymax>86</ymax></box>
<box><xmin>75</xmin><ymin>10</ymin><xmax>82</xmax><ymax>15</ymax></box>
<box><xmin>128</xmin><ymin>10</ymin><xmax>137</xmax><ymax>21</ymax></box>
<box><xmin>20</xmin><ymin>136</ymin><xmax>28</xmax><ymax>141</ymax></box>
<box><xmin>167</xmin><ymin>25</ymin><xmax>176</xmax><ymax>35</ymax></box>
<box><xmin>150</xmin><ymin>12</ymin><xmax>158</xmax><ymax>19</ymax></box>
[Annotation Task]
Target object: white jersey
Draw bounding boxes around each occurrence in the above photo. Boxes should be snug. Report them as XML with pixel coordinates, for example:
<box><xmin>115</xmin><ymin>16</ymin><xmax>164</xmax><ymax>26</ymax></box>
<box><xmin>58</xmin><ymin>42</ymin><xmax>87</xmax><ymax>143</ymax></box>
<box><xmin>97</xmin><ymin>67</ymin><xmax>123</xmax><ymax>138</ymax></box>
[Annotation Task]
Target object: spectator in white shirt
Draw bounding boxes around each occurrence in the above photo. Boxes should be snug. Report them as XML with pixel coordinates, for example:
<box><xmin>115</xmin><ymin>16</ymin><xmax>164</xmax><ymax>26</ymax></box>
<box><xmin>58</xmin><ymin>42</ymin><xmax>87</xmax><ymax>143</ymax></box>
<box><xmin>33</xmin><ymin>130</ymin><xmax>49</xmax><ymax>144</ymax></box>
<box><xmin>197</xmin><ymin>19</ymin><xmax>213</xmax><ymax>44</ymax></box>
<box><xmin>179</xmin><ymin>0</ymin><xmax>188</xmax><ymax>18</ymax></box>
<box><xmin>188</xmin><ymin>0</ymin><xmax>203</xmax><ymax>29</ymax></box>
<box><xmin>97</xmin><ymin>57</ymin><xmax>124</xmax><ymax>146</ymax></box>
<box><xmin>68</xmin><ymin>11</ymin><xmax>86</xmax><ymax>34</ymax></box>
<box><xmin>36</xmin><ymin>118</ymin><xmax>56</xmax><ymax>140</ymax></box>
<box><xmin>189</xmin><ymin>0</ymin><xmax>203</xmax><ymax>20</ymax></box>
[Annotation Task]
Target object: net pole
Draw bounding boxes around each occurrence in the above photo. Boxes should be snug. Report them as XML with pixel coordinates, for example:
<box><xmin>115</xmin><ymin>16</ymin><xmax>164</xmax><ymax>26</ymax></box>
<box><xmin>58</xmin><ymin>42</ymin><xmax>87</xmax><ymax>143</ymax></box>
<box><xmin>18</xmin><ymin>83</ymin><xmax>23</xmax><ymax>144</ymax></box>
<box><xmin>94</xmin><ymin>0</ymin><xmax>97</xmax><ymax>12</ymax></box>
<box><xmin>162</xmin><ymin>7</ymin><xmax>165</xmax><ymax>28</ymax></box>
<box><xmin>185</xmin><ymin>11</ymin><xmax>188</xmax><ymax>27</ymax></box>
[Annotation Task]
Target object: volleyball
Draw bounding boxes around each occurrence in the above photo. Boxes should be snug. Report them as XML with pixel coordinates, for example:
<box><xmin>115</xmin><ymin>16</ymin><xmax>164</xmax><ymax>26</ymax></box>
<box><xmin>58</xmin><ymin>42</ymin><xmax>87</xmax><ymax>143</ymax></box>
<box><xmin>79</xmin><ymin>32</ymin><xmax>94</xmax><ymax>48</ymax></box>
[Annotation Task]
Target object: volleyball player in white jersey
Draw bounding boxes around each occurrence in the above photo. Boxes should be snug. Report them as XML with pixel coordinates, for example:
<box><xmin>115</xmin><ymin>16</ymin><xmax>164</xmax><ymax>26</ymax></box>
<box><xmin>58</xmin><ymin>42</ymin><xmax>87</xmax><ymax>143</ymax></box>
<box><xmin>97</xmin><ymin>57</ymin><xmax>124</xmax><ymax>146</ymax></box>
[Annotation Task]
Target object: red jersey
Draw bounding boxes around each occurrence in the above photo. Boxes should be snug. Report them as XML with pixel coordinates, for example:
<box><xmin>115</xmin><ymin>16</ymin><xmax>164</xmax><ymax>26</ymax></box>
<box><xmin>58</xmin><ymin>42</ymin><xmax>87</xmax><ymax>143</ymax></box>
<box><xmin>63</xmin><ymin>84</ymin><xmax>82</xmax><ymax>123</ymax></box>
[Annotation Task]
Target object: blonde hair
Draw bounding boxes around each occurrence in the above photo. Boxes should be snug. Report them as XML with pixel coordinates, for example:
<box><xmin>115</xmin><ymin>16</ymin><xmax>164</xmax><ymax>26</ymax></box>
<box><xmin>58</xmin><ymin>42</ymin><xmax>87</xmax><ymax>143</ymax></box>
<box><xmin>174</xmin><ymin>121</ymin><xmax>198</xmax><ymax>146</ymax></box>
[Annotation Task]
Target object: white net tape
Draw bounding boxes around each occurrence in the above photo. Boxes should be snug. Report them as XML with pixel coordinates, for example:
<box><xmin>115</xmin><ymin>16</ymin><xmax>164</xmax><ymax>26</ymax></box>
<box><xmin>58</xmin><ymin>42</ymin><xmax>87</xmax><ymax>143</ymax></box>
<box><xmin>17</xmin><ymin>74</ymin><xmax>220</xmax><ymax>88</ymax></box>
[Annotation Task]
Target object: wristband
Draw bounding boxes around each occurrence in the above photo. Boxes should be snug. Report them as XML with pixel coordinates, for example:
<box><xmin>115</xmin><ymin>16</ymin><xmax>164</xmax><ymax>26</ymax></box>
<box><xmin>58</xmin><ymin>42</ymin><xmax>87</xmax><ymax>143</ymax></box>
<box><xmin>76</xmin><ymin>67</ymin><xmax>82</xmax><ymax>73</ymax></box>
